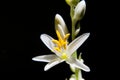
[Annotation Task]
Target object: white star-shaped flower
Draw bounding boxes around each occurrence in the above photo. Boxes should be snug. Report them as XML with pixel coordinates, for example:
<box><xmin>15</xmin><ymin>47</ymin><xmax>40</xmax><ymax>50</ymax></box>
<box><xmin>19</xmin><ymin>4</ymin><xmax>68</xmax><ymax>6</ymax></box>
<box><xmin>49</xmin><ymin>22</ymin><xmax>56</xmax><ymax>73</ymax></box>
<box><xmin>32</xmin><ymin>30</ymin><xmax>90</xmax><ymax>72</ymax></box>
<box><xmin>32</xmin><ymin>14</ymin><xmax>90</xmax><ymax>72</ymax></box>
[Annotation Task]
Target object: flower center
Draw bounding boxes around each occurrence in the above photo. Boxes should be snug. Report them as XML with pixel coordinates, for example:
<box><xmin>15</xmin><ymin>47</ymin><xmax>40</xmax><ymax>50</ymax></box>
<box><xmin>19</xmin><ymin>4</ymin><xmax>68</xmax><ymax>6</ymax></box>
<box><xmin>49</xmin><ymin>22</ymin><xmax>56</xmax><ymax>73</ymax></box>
<box><xmin>61</xmin><ymin>52</ymin><xmax>68</xmax><ymax>60</ymax></box>
<box><xmin>52</xmin><ymin>30</ymin><xmax>70</xmax><ymax>52</ymax></box>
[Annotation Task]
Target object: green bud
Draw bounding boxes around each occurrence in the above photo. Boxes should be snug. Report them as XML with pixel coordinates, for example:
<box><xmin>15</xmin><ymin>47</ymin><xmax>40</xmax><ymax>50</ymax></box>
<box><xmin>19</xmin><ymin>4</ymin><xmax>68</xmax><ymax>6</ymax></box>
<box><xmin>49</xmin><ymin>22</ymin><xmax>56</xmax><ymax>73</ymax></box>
<box><xmin>65</xmin><ymin>0</ymin><xmax>80</xmax><ymax>7</ymax></box>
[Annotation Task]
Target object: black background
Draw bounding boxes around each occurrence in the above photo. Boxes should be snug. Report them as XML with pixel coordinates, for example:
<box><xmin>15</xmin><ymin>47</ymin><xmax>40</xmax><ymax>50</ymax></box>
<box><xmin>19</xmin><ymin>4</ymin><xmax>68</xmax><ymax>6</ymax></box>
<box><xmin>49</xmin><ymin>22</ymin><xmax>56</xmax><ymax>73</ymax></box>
<box><xmin>0</xmin><ymin>0</ymin><xmax>102</xmax><ymax>80</ymax></box>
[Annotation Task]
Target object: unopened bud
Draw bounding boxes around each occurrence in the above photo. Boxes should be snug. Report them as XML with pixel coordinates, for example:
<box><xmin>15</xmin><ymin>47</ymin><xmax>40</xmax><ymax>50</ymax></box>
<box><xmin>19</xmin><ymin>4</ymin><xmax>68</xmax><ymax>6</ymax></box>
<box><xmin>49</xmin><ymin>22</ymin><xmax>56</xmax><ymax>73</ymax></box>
<box><xmin>73</xmin><ymin>0</ymin><xmax>86</xmax><ymax>21</ymax></box>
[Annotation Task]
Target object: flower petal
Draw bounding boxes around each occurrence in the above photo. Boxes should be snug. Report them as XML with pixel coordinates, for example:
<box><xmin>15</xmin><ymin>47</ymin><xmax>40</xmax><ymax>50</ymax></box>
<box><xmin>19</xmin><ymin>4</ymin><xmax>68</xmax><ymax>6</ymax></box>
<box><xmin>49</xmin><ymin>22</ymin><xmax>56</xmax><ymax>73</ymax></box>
<box><xmin>67</xmin><ymin>33</ymin><xmax>90</xmax><ymax>56</ymax></box>
<box><xmin>40</xmin><ymin>34</ymin><xmax>61</xmax><ymax>57</ymax></box>
<box><xmin>57</xmin><ymin>24</ymin><xmax>66</xmax><ymax>39</ymax></box>
<box><xmin>32</xmin><ymin>54</ymin><xmax>58</xmax><ymax>62</ymax></box>
<box><xmin>67</xmin><ymin>58</ymin><xmax>90</xmax><ymax>72</ymax></box>
<box><xmin>44</xmin><ymin>58</ymin><xmax>64</xmax><ymax>71</ymax></box>
<box><xmin>55</xmin><ymin>14</ymin><xmax>68</xmax><ymax>34</ymax></box>
<box><xmin>40</xmin><ymin>34</ymin><xmax>54</xmax><ymax>51</ymax></box>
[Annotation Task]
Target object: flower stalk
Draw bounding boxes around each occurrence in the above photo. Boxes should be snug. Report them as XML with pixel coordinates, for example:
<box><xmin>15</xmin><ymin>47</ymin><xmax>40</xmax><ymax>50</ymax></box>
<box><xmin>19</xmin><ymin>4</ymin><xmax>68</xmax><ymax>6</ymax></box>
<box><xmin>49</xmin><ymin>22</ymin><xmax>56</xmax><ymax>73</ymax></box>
<box><xmin>66</xmin><ymin>0</ymin><xmax>87</xmax><ymax>80</ymax></box>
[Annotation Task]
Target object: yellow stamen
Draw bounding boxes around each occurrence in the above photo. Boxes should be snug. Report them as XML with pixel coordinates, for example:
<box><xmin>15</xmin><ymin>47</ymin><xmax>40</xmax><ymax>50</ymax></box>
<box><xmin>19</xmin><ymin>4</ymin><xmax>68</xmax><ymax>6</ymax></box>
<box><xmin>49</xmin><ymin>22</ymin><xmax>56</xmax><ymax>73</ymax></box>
<box><xmin>52</xmin><ymin>30</ymin><xmax>70</xmax><ymax>53</ymax></box>
<box><xmin>56</xmin><ymin>30</ymin><xmax>62</xmax><ymax>41</ymax></box>
<box><xmin>52</xmin><ymin>39</ymin><xmax>61</xmax><ymax>48</ymax></box>
<box><xmin>56</xmin><ymin>30</ymin><xmax>70</xmax><ymax>49</ymax></box>
<box><xmin>64</xmin><ymin>33</ymin><xmax>70</xmax><ymax>41</ymax></box>
<box><xmin>63</xmin><ymin>43</ymin><xmax>67</xmax><ymax>49</ymax></box>
<box><xmin>54</xmin><ymin>47</ymin><xmax>61</xmax><ymax>52</ymax></box>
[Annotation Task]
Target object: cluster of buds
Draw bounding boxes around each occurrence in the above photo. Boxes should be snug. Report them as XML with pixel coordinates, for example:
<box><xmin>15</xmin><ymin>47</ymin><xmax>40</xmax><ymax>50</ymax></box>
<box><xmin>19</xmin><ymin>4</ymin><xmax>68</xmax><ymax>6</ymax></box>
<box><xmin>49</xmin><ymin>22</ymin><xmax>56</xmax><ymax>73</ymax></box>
<box><xmin>65</xmin><ymin>0</ymin><xmax>86</xmax><ymax>21</ymax></box>
<box><xmin>66</xmin><ymin>0</ymin><xmax>86</xmax><ymax>37</ymax></box>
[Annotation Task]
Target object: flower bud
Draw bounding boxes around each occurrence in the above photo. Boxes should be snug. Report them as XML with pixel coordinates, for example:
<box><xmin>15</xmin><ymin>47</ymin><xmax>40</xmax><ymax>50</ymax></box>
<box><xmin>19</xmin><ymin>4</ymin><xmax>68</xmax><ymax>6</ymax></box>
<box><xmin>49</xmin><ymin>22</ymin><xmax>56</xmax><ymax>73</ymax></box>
<box><xmin>55</xmin><ymin>14</ymin><xmax>68</xmax><ymax>34</ymax></box>
<box><xmin>75</xmin><ymin>27</ymin><xmax>80</xmax><ymax>36</ymax></box>
<box><xmin>73</xmin><ymin>0</ymin><xmax>86</xmax><ymax>21</ymax></box>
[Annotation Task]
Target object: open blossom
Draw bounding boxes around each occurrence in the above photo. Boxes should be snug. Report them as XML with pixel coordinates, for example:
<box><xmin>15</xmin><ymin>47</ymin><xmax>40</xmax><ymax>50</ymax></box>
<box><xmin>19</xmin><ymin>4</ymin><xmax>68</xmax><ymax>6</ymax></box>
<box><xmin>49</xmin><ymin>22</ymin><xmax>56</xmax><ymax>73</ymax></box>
<box><xmin>31</xmin><ymin>0</ymin><xmax>91</xmax><ymax>79</ymax></box>
<box><xmin>32</xmin><ymin>30</ymin><xmax>90</xmax><ymax>71</ymax></box>
<box><xmin>32</xmin><ymin>14</ymin><xmax>90</xmax><ymax>72</ymax></box>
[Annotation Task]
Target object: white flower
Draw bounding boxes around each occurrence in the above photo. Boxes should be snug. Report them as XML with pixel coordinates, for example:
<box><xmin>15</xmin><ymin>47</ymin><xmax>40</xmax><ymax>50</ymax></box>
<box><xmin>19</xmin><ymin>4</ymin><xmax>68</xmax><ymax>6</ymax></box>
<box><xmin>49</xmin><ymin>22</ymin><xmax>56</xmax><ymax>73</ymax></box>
<box><xmin>32</xmin><ymin>30</ymin><xmax>90</xmax><ymax>72</ymax></box>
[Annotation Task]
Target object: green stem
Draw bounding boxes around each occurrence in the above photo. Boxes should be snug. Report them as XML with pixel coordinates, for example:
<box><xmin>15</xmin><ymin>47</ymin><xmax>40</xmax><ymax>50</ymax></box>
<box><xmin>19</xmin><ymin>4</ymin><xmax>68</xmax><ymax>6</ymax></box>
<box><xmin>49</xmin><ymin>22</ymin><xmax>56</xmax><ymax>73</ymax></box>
<box><xmin>70</xmin><ymin>4</ymin><xmax>82</xmax><ymax>80</ymax></box>
<box><xmin>70</xmin><ymin>6</ymin><xmax>74</xmax><ymax>20</ymax></box>
<box><xmin>75</xmin><ymin>68</ymin><xmax>79</xmax><ymax>80</ymax></box>
<box><xmin>72</xmin><ymin>19</ymin><xmax>75</xmax><ymax>40</ymax></box>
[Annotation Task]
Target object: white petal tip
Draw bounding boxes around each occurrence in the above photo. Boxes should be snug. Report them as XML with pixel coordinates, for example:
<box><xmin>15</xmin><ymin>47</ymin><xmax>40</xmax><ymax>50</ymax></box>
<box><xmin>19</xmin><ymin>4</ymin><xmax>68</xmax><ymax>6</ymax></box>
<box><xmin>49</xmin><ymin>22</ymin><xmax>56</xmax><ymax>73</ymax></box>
<box><xmin>86</xmin><ymin>33</ymin><xmax>90</xmax><ymax>37</ymax></box>
<box><xmin>55</xmin><ymin>14</ymin><xmax>60</xmax><ymax>17</ymax></box>
<box><xmin>83</xmin><ymin>33</ymin><xmax>90</xmax><ymax>39</ymax></box>
<box><xmin>32</xmin><ymin>57</ymin><xmax>38</xmax><ymax>61</ymax></box>
<box><xmin>44</xmin><ymin>66</ymin><xmax>49</xmax><ymax>71</ymax></box>
<box><xmin>40</xmin><ymin>34</ymin><xmax>45</xmax><ymax>39</ymax></box>
<box><xmin>44</xmin><ymin>63</ymin><xmax>53</xmax><ymax>71</ymax></box>
<box><xmin>80</xmin><ymin>0</ymin><xmax>86</xmax><ymax>5</ymax></box>
<box><xmin>84</xmin><ymin>67</ymin><xmax>90</xmax><ymax>72</ymax></box>
<box><xmin>82</xmin><ymin>0</ymin><xmax>85</xmax><ymax>3</ymax></box>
